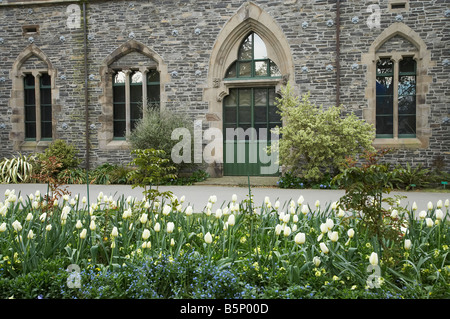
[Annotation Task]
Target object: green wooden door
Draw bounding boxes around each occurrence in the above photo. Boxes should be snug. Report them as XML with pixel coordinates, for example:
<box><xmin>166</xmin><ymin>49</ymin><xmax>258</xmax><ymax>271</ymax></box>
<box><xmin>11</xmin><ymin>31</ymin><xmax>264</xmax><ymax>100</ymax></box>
<box><xmin>223</xmin><ymin>87</ymin><xmax>281</xmax><ymax>176</ymax></box>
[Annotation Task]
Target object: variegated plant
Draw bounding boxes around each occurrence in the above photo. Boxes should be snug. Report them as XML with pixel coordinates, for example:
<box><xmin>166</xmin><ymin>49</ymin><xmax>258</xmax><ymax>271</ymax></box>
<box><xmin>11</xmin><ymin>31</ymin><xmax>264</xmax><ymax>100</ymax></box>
<box><xmin>0</xmin><ymin>153</ymin><xmax>35</xmax><ymax>183</ymax></box>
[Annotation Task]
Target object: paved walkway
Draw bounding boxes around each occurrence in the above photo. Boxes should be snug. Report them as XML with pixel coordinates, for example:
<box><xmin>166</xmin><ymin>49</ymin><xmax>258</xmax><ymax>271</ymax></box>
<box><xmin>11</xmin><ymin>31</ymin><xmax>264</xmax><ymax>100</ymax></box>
<box><xmin>0</xmin><ymin>180</ymin><xmax>448</xmax><ymax>213</ymax></box>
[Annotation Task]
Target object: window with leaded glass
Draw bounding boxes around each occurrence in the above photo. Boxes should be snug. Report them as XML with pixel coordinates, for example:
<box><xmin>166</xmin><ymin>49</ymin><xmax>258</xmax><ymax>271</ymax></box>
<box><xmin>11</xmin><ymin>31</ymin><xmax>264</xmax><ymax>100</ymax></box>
<box><xmin>376</xmin><ymin>56</ymin><xmax>416</xmax><ymax>138</ymax></box>
<box><xmin>112</xmin><ymin>69</ymin><xmax>160</xmax><ymax>139</ymax></box>
<box><xmin>225</xmin><ymin>32</ymin><xmax>281</xmax><ymax>79</ymax></box>
<box><xmin>23</xmin><ymin>73</ymin><xmax>52</xmax><ymax>140</ymax></box>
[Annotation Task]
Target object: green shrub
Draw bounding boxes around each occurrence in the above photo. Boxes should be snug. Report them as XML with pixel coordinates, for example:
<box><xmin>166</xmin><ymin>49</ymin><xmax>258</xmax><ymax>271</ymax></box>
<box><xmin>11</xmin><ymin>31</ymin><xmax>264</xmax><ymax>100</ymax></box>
<box><xmin>129</xmin><ymin>107</ymin><xmax>196</xmax><ymax>174</ymax></box>
<box><xmin>37</xmin><ymin>139</ymin><xmax>81</xmax><ymax>172</ymax></box>
<box><xmin>273</xmin><ymin>84</ymin><xmax>375</xmax><ymax>181</ymax></box>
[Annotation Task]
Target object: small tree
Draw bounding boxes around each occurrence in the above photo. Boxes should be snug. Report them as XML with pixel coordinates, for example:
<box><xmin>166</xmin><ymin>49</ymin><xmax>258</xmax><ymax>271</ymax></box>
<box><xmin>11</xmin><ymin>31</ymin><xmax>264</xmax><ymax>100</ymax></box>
<box><xmin>273</xmin><ymin>83</ymin><xmax>375</xmax><ymax>181</ymax></box>
<box><xmin>127</xmin><ymin>148</ymin><xmax>177</xmax><ymax>201</ymax></box>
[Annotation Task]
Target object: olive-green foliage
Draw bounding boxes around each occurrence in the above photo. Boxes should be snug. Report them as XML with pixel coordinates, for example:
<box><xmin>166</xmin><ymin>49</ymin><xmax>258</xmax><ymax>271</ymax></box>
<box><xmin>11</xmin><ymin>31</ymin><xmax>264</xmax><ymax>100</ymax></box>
<box><xmin>129</xmin><ymin>107</ymin><xmax>195</xmax><ymax>173</ymax></box>
<box><xmin>37</xmin><ymin>139</ymin><xmax>81</xmax><ymax>172</ymax></box>
<box><xmin>0</xmin><ymin>153</ymin><xmax>35</xmax><ymax>183</ymax></box>
<box><xmin>273</xmin><ymin>83</ymin><xmax>375</xmax><ymax>181</ymax></box>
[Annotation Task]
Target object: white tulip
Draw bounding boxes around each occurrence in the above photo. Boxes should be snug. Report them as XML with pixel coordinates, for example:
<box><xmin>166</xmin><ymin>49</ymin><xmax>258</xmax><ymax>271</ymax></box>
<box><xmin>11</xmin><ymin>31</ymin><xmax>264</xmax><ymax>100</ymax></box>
<box><xmin>338</xmin><ymin>208</ymin><xmax>345</xmax><ymax>218</ymax></box>
<box><xmin>264</xmin><ymin>196</ymin><xmax>270</xmax><ymax>205</ymax></box>
<box><xmin>445</xmin><ymin>199</ymin><xmax>449</xmax><ymax>208</ymax></box>
<box><xmin>275</xmin><ymin>224</ymin><xmax>283</xmax><ymax>236</ymax></box>
<box><xmin>25</xmin><ymin>213</ymin><xmax>33</xmax><ymax>222</ymax></box>
<box><xmin>142</xmin><ymin>228</ymin><xmax>150</xmax><ymax>240</ymax></box>
<box><xmin>290</xmin><ymin>200</ymin><xmax>295</xmax><ymax>208</ymax></box>
<box><xmin>12</xmin><ymin>220</ymin><xmax>22</xmax><ymax>232</ymax></box>
<box><xmin>297</xmin><ymin>196</ymin><xmax>304</xmax><ymax>206</ymax></box>
<box><xmin>0</xmin><ymin>205</ymin><xmax>6</xmax><ymax>217</ymax></box>
<box><xmin>204</xmin><ymin>232</ymin><xmax>212</xmax><ymax>244</ymax></box>
<box><xmin>426</xmin><ymin>218</ymin><xmax>434</xmax><ymax>228</ymax></box>
<box><xmin>320</xmin><ymin>223</ymin><xmax>328</xmax><ymax>234</ymax></box>
<box><xmin>315</xmin><ymin>200</ymin><xmax>320</xmax><ymax>208</ymax></box>
<box><xmin>412</xmin><ymin>202</ymin><xmax>418</xmax><ymax>211</ymax></box>
<box><xmin>27</xmin><ymin>229</ymin><xmax>34</xmax><ymax>240</ymax></box>
<box><xmin>313</xmin><ymin>256</ymin><xmax>321</xmax><ymax>267</ymax></box>
<box><xmin>302</xmin><ymin>205</ymin><xmax>309</xmax><ymax>215</ymax></box>
<box><xmin>32</xmin><ymin>201</ymin><xmax>39</xmax><ymax>210</ymax></box>
<box><xmin>331</xmin><ymin>202</ymin><xmax>337</xmax><ymax>210</ymax></box>
<box><xmin>75</xmin><ymin>220</ymin><xmax>83</xmax><ymax>229</ymax></box>
<box><xmin>293</xmin><ymin>215</ymin><xmax>299</xmax><ymax>223</ymax></box>
<box><xmin>294</xmin><ymin>232</ymin><xmax>305</xmax><ymax>245</ymax></box>
<box><xmin>185</xmin><ymin>206</ymin><xmax>193</xmax><ymax>216</ymax></box>
<box><xmin>437</xmin><ymin>200</ymin><xmax>443</xmax><ymax>209</ymax></box>
<box><xmin>122</xmin><ymin>207</ymin><xmax>132</xmax><ymax>219</ymax></box>
<box><xmin>274</xmin><ymin>200</ymin><xmax>280</xmax><ymax>210</ymax></box>
<box><xmin>231</xmin><ymin>194</ymin><xmax>237</xmax><ymax>203</ymax></box>
<box><xmin>209</xmin><ymin>195</ymin><xmax>217</xmax><ymax>204</ymax></box>
<box><xmin>80</xmin><ymin>228</ymin><xmax>87</xmax><ymax>239</ymax></box>
<box><xmin>46</xmin><ymin>224</ymin><xmax>52</xmax><ymax>232</ymax></box>
<box><xmin>89</xmin><ymin>220</ymin><xmax>96</xmax><ymax>231</ymax></box>
<box><xmin>418</xmin><ymin>210</ymin><xmax>427</xmax><ymax>220</ymax></box>
<box><xmin>215</xmin><ymin>208</ymin><xmax>223</xmax><ymax>219</ymax></box>
<box><xmin>227</xmin><ymin>214</ymin><xmax>235</xmax><ymax>226</ymax></box>
<box><xmin>111</xmin><ymin>226</ymin><xmax>118</xmax><ymax>238</ymax></box>
<box><xmin>0</xmin><ymin>222</ymin><xmax>6</xmax><ymax>232</ymax></box>
<box><xmin>180</xmin><ymin>195</ymin><xmax>185</xmax><ymax>203</ymax></box>
<box><xmin>292</xmin><ymin>224</ymin><xmax>297</xmax><ymax>232</ymax></box>
<box><xmin>329</xmin><ymin>231</ymin><xmax>339</xmax><ymax>242</ymax></box>
<box><xmin>404</xmin><ymin>239</ymin><xmax>412</xmax><ymax>250</ymax></box>
<box><xmin>283</xmin><ymin>226</ymin><xmax>291</xmax><ymax>237</ymax></box>
<box><xmin>163</xmin><ymin>205</ymin><xmax>171</xmax><ymax>216</ymax></box>
<box><xmin>141</xmin><ymin>241</ymin><xmax>147</xmax><ymax>249</ymax></box>
<box><xmin>154</xmin><ymin>222</ymin><xmax>161</xmax><ymax>232</ymax></box>
<box><xmin>319</xmin><ymin>242</ymin><xmax>329</xmax><ymax>254</ymax></box>
<box><xmin>325</xmin><ymin>218</ymin><xmax>334</xmax><ymax>230</ymax></box>
<box><xmin>435</xmin><ymin>209</ymin><xmax>443</xmax><ymax>221</ymax></box>
<box><xmin>206</xmin><ymin>202</ymin><xmax>213</xmax><ymax>210</ymax></box>
<box><xmin>146</xmin><ymin>241</ymin><xmax>152</xmax><ymax>249</ymax></box>
<box><xmin>347</xmin><ymin>228</ymin><xmax>355</xmax><ymax>238</ymax></box>
<box><xmin>369</xmin><ymin>252</ymin><xmax>378</xmax><ymax>266</ymax></box>
<box><xmin>170</xmin><ymin>238</ymin><xmax>175</xmax><ymax>247</ymax></box>
<box><xmin>427</xmin><ymin>201</ymin><xmax>433</xmax><ymax>211</ymax></box>
<box><xmin>140</xmin><ymin>213</ymin><xmax>148</xmax><ymax>224</ymax></box>
<box><xmin>167</xmin><ymin>222</ymin><xmax>175</xmax><ymax>233</ymax></box>
<box><xmin>283</xmin><ymin>214</ymin><xmax>290</xmax><ymax>224</ymax></box>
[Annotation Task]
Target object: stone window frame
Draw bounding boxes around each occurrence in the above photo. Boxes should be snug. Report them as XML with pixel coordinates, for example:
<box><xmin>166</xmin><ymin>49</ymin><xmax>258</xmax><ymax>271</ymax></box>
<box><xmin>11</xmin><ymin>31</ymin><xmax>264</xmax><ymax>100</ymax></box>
<box><xmin>362</xmin><ymin>23</ymin><xmax>432</xmax><ymax>149</ymax></box>
<box><xmin>9</xmin><ymin>44</ymin><xmax>58</xmax><ymax>152</ymax></box>
<box><xmin>203</xmin><ymin>2</ymin><xmax>295</xmax><ymax>176</ymax></box>
<box><xmin>98</xmin><ymin>40</ymin><xmax>168</xmax><ymax>150</ymax></box>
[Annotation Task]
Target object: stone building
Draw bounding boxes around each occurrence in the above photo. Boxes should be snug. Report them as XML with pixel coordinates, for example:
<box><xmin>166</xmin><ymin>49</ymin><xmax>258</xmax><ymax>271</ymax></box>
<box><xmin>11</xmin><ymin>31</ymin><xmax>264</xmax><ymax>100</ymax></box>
<box><xmin>0</xmin><ymin>0</ymin><xmax>448</xmax><ymax>177</ymax></box>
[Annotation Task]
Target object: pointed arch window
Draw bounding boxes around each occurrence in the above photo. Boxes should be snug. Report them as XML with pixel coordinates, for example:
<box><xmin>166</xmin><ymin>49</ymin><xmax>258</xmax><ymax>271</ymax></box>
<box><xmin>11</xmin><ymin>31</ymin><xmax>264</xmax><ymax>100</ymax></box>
<box><xmin>225</xmin><ymin>32</ymin><xmax>281</xmax><ymax>79</ymax></box>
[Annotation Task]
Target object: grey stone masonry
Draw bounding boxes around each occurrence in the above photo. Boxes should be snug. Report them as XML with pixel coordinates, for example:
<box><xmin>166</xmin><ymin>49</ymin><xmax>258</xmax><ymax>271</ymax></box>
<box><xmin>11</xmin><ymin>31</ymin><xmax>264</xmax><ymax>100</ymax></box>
<box><xmin>0</xmin><ymin>0</ymin><xmax>448</xmax><ymax>174</ymax></box>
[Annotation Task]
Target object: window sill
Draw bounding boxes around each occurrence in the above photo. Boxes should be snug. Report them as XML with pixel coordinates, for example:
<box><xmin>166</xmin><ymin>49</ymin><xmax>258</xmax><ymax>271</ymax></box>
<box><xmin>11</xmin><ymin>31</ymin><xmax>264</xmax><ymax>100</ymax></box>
<box><xmin>19</xmin><ymin>140</ymin><xmax>52</xmax><ymax>152</ymax></box>
<box><xmin>373</xmin><ymin>137</ymin><xmax>423</xmax><ymax>149</ymax></box>
<box><xmin>104</xmin><ymin>139</ymin><xmax>131</xmax><ymax>150</ymax></box>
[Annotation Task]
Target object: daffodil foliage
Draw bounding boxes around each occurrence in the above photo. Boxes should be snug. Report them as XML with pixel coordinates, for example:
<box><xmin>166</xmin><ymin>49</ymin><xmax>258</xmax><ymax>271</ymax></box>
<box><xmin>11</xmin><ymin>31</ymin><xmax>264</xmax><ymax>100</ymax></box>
<box><xmin>0</xmin><ymin>189</ymin><xmax>449</xmax><ymax>298</ymax></box>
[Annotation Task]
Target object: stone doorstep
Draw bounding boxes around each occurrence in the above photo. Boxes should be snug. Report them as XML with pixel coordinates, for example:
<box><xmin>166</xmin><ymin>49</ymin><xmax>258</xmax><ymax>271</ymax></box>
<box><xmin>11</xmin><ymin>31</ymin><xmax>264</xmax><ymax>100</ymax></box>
<box><xmin>194</xmin><ymin>176</ymin><xmax>279</xmax><ymax>187</ymax></box>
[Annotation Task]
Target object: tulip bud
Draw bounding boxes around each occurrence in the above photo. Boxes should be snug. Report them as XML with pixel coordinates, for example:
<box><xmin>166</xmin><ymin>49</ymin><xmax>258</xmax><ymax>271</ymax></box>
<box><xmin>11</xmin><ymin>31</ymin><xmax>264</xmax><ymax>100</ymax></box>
<box><xmin>140</xmin><ymin>213</ymin><xmax>148</xmax><ymax>224</ymax></box>
<box><xmin>274</xmin><ymin>200</ymin><xmax>280</xmax><ymax>210</ymax></box>
<box><xmin>418</xmin><ymin>210</ymin><xmax>426</xmax><ymax>220</ymax></box>
<box><xmin>319</xmin><ymin>242</ymin><xmax>329</xmax><ymax>254</ymax></box>
<box><xmin>154</xmin><ymin>222</ymin><xmax>161</xmax><ymax>232</ymax></box>
<box><xmin>404</xmin><ymin>239</ymin><xmax>412</xmax><ymax>250</ymax></box>
<box><xmin>369</xmin><ymin>252</ymin><xmax>378</xmax><ymax>266</ymax></box>
<box><xmin>204</xmin><ymin>232</ymin><xmax>212</xmax><ymax>244</ymax></box>
<box><xmin>320</xmin><ymin>223</ymin><xmax>328</xmax><ymax>234</ymax></box>
<box><xmin>283</xmin><ymin>226</ymin><xmax>291</xmax><ymax>237</ymax></box>
<box><xmin>163</xmin><ymin>205</ymin><xmax>171</xmax><ymax>216</ymax></box>
<box><xmin>167</xmin><ymin>222</ymin><xmax>175</xmax><ymax>233</ymax></box>
<box><xmin>215</xmin><ymin>209</ymin><xmax>223</xmax><ymax>219</ymax></box>
<box><xmin>412</xmin><ymin>202</ymin><xmax>418</xmax><ymax>211</ymax></box>
<box><xmin>0</xmin><ymin>222</ymin><xmax>6</xmax><ymax>232</ymax></box>
<box><xmin>209</xmin><ymin>195</ymin><xmax>217</xmax><ymax>204</ymax></box>
<box><xmin>347</xmin><ymin>228</ymin><xmax>355</xmax><ymax>238</ymax></box>
<box><xmin>146</xmin><ymin>241</ymin><xmax>152</xmax><ymax>249</ymax></box>
<box><xmin>111</xmin><ymin>226</ymin><xmax>118</xmax><ymax>238</ymax></box>
<box><xmin>295</xmin><ymin>232</ymin><xmax>305</xmax><ymax>245</ymax></box>
<box><xmin>89</xmin><ymin>220</ymin><xmax>96</xmax><ymax>231</ymax></box>
<box><xmin>313</xmin><ymin>256</ymin><xmax>321</xmax><ymax>267</ymax></box>
<box><xmin>39</xmin><ymin>212</ymin><xmax>47</xmax><ymax>222</ymax></box>
<box><xmin>435</xmin><ymin>209</ymin><xmax>443</xmax><ymax>221</ymax></box>
<box><xmin>297</xmin><ymin>196</ymin><xmax>304</xmax><ymax>206</ymax></box>
<box><xmin>283</xmin><ymin>214</ymin><xmax>290</xmax><ymax>224</ymax></box>
<box><xmin>12</xmin><ymin>220</ymin><xmax>22</xmax><ymax>232</ymax></box>
<box><xmin>427</xmin><ymin>201</ymin><xmax>433</xmax><ymax>211</ymax></box>
<box><xmin>142</xmin><ymin>228</ymin><xmax>150</xmax><ymax>240</ymax></box>
<box><xmin>437</xmin><ymin>200</ymin><xmax>442</xmax><ymax>209</ymax></box>
<box><xmin>75</xmin><ymin>220</ymin><xmax>83</xmax><ymax>229</ymax></box>
<box><xmin>80</xmin><ymin>229</ymin><xmax>87</xmax><ymax>239</ymax></box>
<box><xmin>338</xmin><ymin>208</ymin><xmax>345</xmax><ymax>218</ymax></box>
<box><xmin>27</xmin><ymin>229</ymin><xmax>34</xmax><ymax>240</ymax></box>
<box><xmin>426</xmin><ymin>218</ymin><xmax>434</xmax><ymax>228</ymax></box>
<box><xmin>275</xmin><ymin>224</ymin><xmax>283</xmax><ymax>236</ymax></box>
<box><xmin>445</xmin><ymin>199</ymin><xmax>449</xmax><ymax>208</ymax></box>
<box><xmin>170</xmin><ymin>238</ymin><xmax>175</xmax><ymax>247</ymax></box>
<box><xmin>185</xmin><ymin>206</ymin><xmax>193</xmax><ymax>216</ymax></box>
<box><xmin>227</xmin><ymin>214</ymin><xmax>235</xmax><ymax>226</ymax></box>
<box><xmin>232</xmin><ymin>194</ymin><xmax>237</xmax><ymax>203</ymax></box>
<box><xmin>325</xmin><ymin>218</ymin><xmax>334</xmax><ymax>230</ymax></box>
<box><xmin>391</xmin><ymin>209</ymin><xmax>398</xmax><ymax>219</ymax></box>
<box><xmin>46</xmin><ymin>224</ymin><xmax>52</xmax><ymax>232</ymax></box>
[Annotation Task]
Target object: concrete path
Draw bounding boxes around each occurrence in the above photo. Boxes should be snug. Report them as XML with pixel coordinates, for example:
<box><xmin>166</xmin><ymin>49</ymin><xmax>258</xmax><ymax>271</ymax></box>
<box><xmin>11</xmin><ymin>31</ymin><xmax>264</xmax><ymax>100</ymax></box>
<box><xmin>0</xmin><ymin>182</ymin><xmax>448</xmax><ymax>213</ymax></box>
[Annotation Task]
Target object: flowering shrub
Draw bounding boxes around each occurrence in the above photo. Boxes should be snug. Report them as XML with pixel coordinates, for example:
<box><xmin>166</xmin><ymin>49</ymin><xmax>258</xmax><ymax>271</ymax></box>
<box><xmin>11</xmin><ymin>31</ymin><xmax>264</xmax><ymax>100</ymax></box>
<box><xmin>0</xmin><ymin>188</ymin><xmax>448</xmax><ymax>299</ymax></box>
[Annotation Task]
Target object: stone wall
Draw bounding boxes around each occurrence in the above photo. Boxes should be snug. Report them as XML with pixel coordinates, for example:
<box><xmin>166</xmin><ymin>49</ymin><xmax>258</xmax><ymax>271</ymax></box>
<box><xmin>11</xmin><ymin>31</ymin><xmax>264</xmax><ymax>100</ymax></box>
<box><xmin>0</xmin><ymin>0</ymin><xmax>448</xmax><ymax>173</ymax></box>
